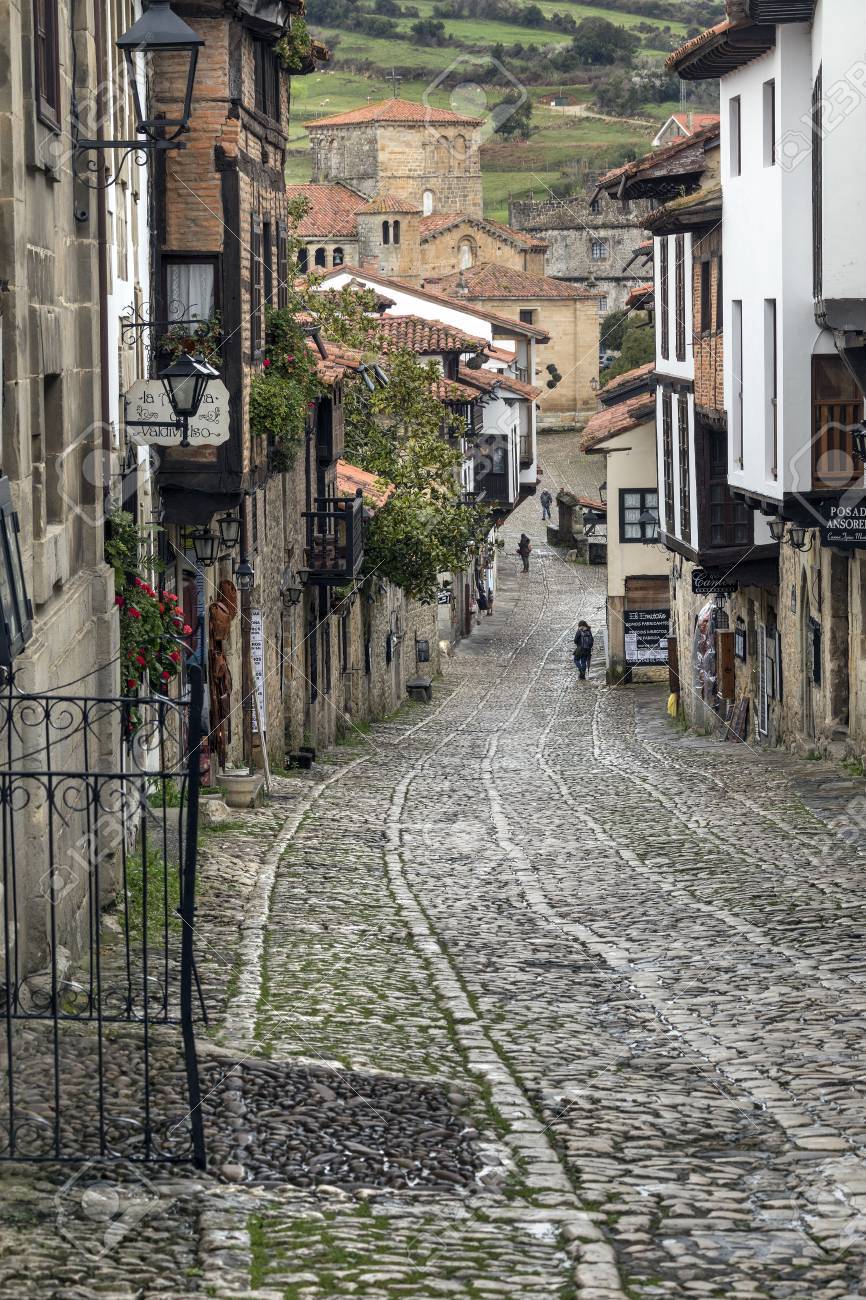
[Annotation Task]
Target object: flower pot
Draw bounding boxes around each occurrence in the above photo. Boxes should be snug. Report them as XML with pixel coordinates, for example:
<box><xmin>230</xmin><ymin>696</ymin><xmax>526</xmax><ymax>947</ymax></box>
<box><xmin>218</xmin><ymin>770</ymin><xmax>265</xmax><ymax>809</ymax></box>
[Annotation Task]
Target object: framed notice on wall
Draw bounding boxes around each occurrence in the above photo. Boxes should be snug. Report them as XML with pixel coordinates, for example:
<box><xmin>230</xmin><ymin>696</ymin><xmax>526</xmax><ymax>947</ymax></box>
<box><xmin>250</xmin><ymin>608</ymin><xmax>267</xmax><ymax>737</ymax></box>
<box><xmin>624</xmin><ymin>609</ymin><xmax>670</xmax><ymax>666</ymax></box>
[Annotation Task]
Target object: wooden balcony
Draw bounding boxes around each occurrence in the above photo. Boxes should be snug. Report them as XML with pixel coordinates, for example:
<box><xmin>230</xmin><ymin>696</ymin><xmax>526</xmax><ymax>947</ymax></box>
<box><xmin>303</xmin><ymin>493</ymin><xmax>364</xmax><ymax>585</ymax></box>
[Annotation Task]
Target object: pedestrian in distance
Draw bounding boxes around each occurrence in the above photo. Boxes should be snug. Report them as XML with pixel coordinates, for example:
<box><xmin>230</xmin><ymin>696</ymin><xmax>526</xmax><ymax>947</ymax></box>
<box><xmin>573</xmin><ymin>620</ymin><xmax>594</xmax><ymax>680</ymax></box>
<box><xmin>517</xmin><ymin>533</ymin><xmax>532</xmax><ymax>573</ymax></box>
<box><xmin>540</xmin><ymin>488</ymin><xmax>553</xmax><ymax>521</ymax></box>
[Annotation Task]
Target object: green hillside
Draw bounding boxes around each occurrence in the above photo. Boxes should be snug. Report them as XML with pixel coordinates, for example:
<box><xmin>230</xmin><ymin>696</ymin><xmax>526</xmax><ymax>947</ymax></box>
<box><xmin>288</xmin><ymin>0</ymin><xmax>723</xmax><ymax>221</ymax></box>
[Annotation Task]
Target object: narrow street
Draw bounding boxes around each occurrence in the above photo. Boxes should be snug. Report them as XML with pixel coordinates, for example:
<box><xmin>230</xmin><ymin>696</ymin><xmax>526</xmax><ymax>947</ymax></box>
<box><xmin>6</xmin><ymin>438</ymin><xmax>866</xmax><ymax>1299</ymax></box>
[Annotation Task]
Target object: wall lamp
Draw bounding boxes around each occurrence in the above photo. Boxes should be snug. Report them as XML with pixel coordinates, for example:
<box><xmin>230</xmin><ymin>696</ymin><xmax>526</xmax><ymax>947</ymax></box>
<box><xmin>75</xmin><ymin>1</ymin><xmax>204</xmax><ymax>186</ymax></box>
<box><xmin>768</xmin><ymin>518</ymin><xmax>814</xmax><ymax>552</ymax></box>
<box><xmin>234</xmin><ymin>557</ymin><xmax>255</xmax><ymax>592</ymax></box>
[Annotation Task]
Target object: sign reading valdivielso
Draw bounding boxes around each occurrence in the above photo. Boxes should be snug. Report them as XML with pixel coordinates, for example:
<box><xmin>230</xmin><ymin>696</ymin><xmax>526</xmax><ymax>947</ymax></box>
<box><xmin>123</xmin><ymin>379</ymin><xmax>231</xmax><ymax>446</ymax></box>
<box><xmin>814</xmin><ymin>497</ymin><xmax>866</xmax><ymax>549</ymax></box>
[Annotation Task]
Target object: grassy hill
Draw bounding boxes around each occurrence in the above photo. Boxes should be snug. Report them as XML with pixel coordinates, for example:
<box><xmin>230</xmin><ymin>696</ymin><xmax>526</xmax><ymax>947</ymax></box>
<box><xmin>288</xmin><ymin>0</ymin><xmax>722</xmax><ymax>221</ymax></box>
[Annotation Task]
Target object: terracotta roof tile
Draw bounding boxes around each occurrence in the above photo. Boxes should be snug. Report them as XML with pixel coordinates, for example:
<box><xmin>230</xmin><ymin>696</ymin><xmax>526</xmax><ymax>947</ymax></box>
<box><xmin>306</xmin><ymin>97</ymin><xmax>483</xmax><ymax>128</ymax></box>
<box><xmin>626</xmin><ymin>282</ymin><xmax>654</xmax><ymax>308</ymax></box>
<box><xmin>359</xmin><ymin>192</ymin><xmax>422</xmax><ymax>214</ymax></box>
<box><xmin>595</xmin><ymin>123</ymin><xmax>720</xmax><ymax>196</ymax></box>
<box><xmin>306</xmin><ymin>336</ymin><xmax>368</xmax><ymax>386</ymax></box>
<box><xmin>426</xmin><ymin>263</ymin><xmax>599</xmax><ymax>301</ymax></box>
<box><xmin>375</xmin><ymin>315</ymin><xmax>486</xmax><ymax>354</ymax></box>
<box><xmin>434</xmin><ymin>376</ymin><xmax>479</xmax><ymax>402</ymax></box>
<box><xmin>314</xmin><ymin>265</ymin><xmax>551</xmax><ymax>340</ymax></box>
<box><xmin>457</xmin><ymin>366</ymin><xmax>541</xmax><ymax>401</ymax></box>
<box><xmin>336</xmin><ymin>460</ymin><xmax>394</xmax><ymax>509</ymax></box>
<box><xmin>600</xmin><ymin>361</ymin><xmax>655</xmax><ymax>397</ymax></box>
<box><xmin>286</xmin><ymin>183</ymin><xmax>366</xmax><ymax>237</ymax></box>
<box><xmin>579</xmin><ymin>392</ymin><xmax>656</xmax><ymax>451</ymax></box>
<box><xmin>419</xmin><ymin>213</ymin><xmax>547</xmax><ymax>250</ymax></box>
<box><xmin>670</xmin><ymin>111</ymin><xmax>721</xmax><ymax>133</ymax></box>
<box><xmin>667</xmin><ymin>19</ymin><xmax>776</xmax><ymax>78</ymax></box>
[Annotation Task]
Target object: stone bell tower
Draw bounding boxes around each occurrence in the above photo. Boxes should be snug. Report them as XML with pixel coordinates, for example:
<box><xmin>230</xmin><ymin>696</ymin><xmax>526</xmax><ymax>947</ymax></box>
<box><xmin>356</xmin><ymin>194</ymin><xmax>422</xmax><ymax>280</ymax></box>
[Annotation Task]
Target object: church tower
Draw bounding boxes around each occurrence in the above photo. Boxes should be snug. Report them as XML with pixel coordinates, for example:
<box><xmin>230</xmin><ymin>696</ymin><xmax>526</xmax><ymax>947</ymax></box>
<box><xmin>306</xmin><ymin>99</ymin><xmax>484</xmax><ymax>218</ymax></box>
<box><xmin>356</xmin><ymin>194</ymin><xmax>422</xmax><ymax>280</ymax></box>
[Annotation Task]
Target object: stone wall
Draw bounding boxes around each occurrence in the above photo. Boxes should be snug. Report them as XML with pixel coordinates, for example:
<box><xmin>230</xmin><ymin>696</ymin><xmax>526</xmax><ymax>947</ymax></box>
<box><xmin>692</xmin><ymin>225</ymin><xmax>724</xmax><ymax>415</ymax></box>
<box><xmin>509</xmin><ymin>191</ymin><xmax>653</xmax><ymax>315</ymax></box>
<box><xmin>309</xmin><ymin>122</ymin><xmax>484</xmax><ymax>217</ymax></box>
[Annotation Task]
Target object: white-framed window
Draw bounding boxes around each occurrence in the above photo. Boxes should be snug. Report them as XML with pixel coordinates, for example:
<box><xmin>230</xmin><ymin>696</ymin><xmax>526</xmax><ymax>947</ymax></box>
<box><xmin>422</xmin><ymin>189</ymin><xmax>434</xmax><ymax>216</ymax></box>
<box><xmin>591</xmin><ymin>239</ymin><xmax>609</xmax><ymax>261</ymax></box>
<box><xmin>730</xmin><ymin>95</ymin><xmax>742</xmax><ymax>177</ymax></box>
<box><xmin>597</xmin><ymin>295</ymin><xmax>608</xmax><ymax>314</ymax></box>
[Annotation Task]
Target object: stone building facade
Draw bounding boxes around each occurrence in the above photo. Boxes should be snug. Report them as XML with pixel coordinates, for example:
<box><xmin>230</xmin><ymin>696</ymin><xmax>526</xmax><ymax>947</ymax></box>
<box><xmin>307</xmin><ymin>99</ymin><xmax>484</xmax><ymax>218</ymax></box>
<box><xmin>508</xmin><ymin>188</ymin><xmax>655</xmax><ymax>317</ymax></box>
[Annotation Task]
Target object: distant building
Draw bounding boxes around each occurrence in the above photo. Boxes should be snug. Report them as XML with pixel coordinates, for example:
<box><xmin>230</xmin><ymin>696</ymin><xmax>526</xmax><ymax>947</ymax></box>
<box><xmin>652</xmin><ymin>111</ymin><xmax>721</xmax><ymax>148</ymax></box>
<box><xmin>508</xmin><ymin>187</ymin><xmax>655</xmax><ymax>317</ymax></box>
<box><xmin>306</xmin><ymin>98</ymin><xmax>485</xmax><ymax>218</ymax></box>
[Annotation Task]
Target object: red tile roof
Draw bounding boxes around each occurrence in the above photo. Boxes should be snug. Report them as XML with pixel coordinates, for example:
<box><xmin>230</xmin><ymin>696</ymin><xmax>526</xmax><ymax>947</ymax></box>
<box><xmin>375</xmin><ymin>314</ymin><xmax>486</xmax><ymax>354</ymax></box>
<box><xmin>359</xmin><ymin>192</ymin><xmax>422</xmax><ymax>214</ymax></box>
<box><xmin>457</xmin><ymin>366</ymin><xmax>541</xmax><ymax>401</ymax></box>
<box><xmin>434</xmin><ymin>376</ymin><xmax>480</xmax><ymax>402</ymax></box>
<box><xmin>426</xmin><ymin>263</ymin><xmax>599</xmax><ymax>301</ymax></box>
<box><xmin>595</xmin><ymin>123</ymin><xmax>720</xmax><ymax>196</ymax></box>
<box><xmin>580</xmin><ymin>392</ymin><xmax>656</xmax><ymax>451</ymax></box>
<box><xmin>419</xmin><ymin>213</ymin><xmax>547</xmax><ymax>251</ymax></box>
<box><xmin>306</xmin><ymin>98</ymin><xmax>483</xmax><ymax>129</ymax></box>
<box><xmin>626</xmin><ymin>282</ymin><xmax>654</xmax><ymax>308</ymax></box>
<box><xmin>314</xmin><ymin>265</ymin><xmax>551</xmax><ymax>340</ymax></box>
<box><xmin>306</xmin><ymin>337</ymin><xmax>368</xmax><ymax>386</ymax></box>
<box><xmin>286</xmin><ymin>183</ymin><xmax>366</xmax><ymax>237</ymax></box>
<box><xmin>668</xmin><ymin>111</ymin><xmax>721</xmax><ymax>134</ymax></box>
<box><xmin>667</xmin><ymin>20</ymin><xmax>776</xmax><ymax>79</ymax></box>
<box><xmin>600</xmin><ymin>361</ymin><xmax>655</xmax><ymax>397</ymax></box>
<box><xmin>336</xmin><ymin>460</ymin><xmax>394</xmax><ymax>508</ymax></box>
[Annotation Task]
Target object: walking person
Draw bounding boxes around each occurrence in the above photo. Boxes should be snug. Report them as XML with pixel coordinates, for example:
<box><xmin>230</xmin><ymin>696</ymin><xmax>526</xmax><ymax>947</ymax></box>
<box><xmin>517</xmin><ymin>533</ymin><xmax>532</xmax><ymax>573</ymax></box>
<box><xmin>540</xmin><ymin>488</ymin><xmax>553</xmax><ymax>522</ymax></box>
<box><xmin>573</xmin><ymin>620</ymin><xmax>594</xmax><ymax>680</ymax></box>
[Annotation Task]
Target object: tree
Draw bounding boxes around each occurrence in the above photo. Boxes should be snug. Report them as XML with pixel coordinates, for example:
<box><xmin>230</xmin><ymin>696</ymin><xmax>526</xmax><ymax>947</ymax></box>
<box><xmin>494</xmin><ymin>97</ymin><xmax>533</xmax><ymax>140</ymax></box>
<box><xmin>600</xmin><ymin>315</ymin><xmax>654</xmax><ymax>386</ymax></box>
<box><xmin>343</xmin><ymin>348</ymin><xmax>491</xmax><ymax>601</ymax></box>
<box><xmin>599</xmin><ymin>307</ymin><xmax>630</xmax><ymax>352</ymax></box>
<box><xmin>594</xmin><ymin>70</ymin><xmax>641</xmax><ymax>117</ymax></box>
<box><xmin>410</xmin><ymin>17</ymin><xmax>448</xmax><ymax>43</ymax></box>
<box><xmin>569</xmin><ymin>16</ymin><xmax>640</xmax><ymax>65</ymax></box>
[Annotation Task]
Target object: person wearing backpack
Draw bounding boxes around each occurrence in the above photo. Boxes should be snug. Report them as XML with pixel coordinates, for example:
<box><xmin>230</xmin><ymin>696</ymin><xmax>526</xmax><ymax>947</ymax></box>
<box><xmin>573</xmin><ymin>621</ymin><xmax>594</xmax><ymax>680</ymax></box>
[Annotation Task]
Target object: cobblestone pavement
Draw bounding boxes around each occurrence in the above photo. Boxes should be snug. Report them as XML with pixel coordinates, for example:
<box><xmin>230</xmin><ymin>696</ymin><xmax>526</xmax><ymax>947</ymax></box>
<box><xmin>6</xmin><ymin>436</ymin><xmax>866</xmax><ymax>1298</ymax></box>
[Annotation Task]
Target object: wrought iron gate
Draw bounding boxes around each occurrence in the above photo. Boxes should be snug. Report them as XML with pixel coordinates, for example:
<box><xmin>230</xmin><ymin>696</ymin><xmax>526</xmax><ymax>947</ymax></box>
<box><xmin>0</xmin><ymin>666</ymin><xmax>207</xmax><ymax>1168</ymax></box>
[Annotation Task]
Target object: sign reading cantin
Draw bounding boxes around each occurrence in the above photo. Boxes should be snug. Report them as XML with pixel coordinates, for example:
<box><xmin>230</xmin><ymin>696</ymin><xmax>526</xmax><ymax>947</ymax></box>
<box><xmin>624</xmin><ymin>609</ymin><xmax>669</xmax><ymax>666</ymax></box>
<box><xmin>124</xmin><ymin>378</ymin><xmax>231</xmax><ymax>445</ymax></box>
<box><xmin>813</xmin><ymin>497</ymin><xmax>866</xmax><ymax>549</ymax></box>
<box><xmin>692</xmin><ymin>567</ymin><xmax>739</xmax><ymax>596</ymax></box>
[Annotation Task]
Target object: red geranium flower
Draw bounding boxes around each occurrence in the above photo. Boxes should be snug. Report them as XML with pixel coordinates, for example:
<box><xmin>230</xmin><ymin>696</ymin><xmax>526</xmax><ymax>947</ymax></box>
<box><xmin>263</xmin><ymin>358</ymin><xmax>271</xmax><ymax>368</ymax></box>
<box><xmin>160</xmin><ymin>670</ymin><xmax>171</xmax><ymax>680</ymax></box>
<box><xmin>169</xmin><ymin>650</ymin><xmax>180</xmax><ymax>663</ymax></box>
<box><xmin>128</xmin><ymin>607</ymin><xmax>141</xmax><ymax>619</ymax></box>
<box><xmin>159</xmin><ymin>603</ymin><xmax>165</xmax><ymax>613</ymax></box>
<box><xmin>136</xmin><ymin>654</ymin><xmax>147</xmax><ymax>667</ymax></box>
<box><xmin>126</xmin><ymin>678</ymin><xmax>137</xmax><ymax>690</ymax></box>
<box><xmin>166</xmin><ymin>593</ymin><xmax>178</xmax><ymax>603</ymax></box>
<box><xmin>182</xmin><ymin>624</ymin><xmax>192</xmax><ymax>636</ymax></box>
<box><xmin>115</xmin><ymin>594</ymin><xmax>125</xmax><ymax>607</ymax></box>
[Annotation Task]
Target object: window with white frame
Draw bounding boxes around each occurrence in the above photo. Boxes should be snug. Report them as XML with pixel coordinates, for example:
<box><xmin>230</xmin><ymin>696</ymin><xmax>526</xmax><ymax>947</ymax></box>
<box><xmin>591</xmin><ymin>239</ymin><xmax>609</xmax><ymax>261</ymax></box>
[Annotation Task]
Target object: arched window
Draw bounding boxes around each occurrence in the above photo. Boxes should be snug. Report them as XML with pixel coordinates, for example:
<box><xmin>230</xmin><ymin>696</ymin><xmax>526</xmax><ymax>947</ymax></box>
<box><xmin>314</xmin><ymin>246</ymin><xmax>327</xmax><ymax>267</ymax></box>
<box><xmin>392</xmin><ymin>220</ymin><xmax>400</xmax><ymax>245</ymax></box>
<box><xmin>382</xmin><ymin>221</ymin><xmax>390</xmax><ymax>245</ymax></box>
<box><xmin>297</xmin><ymin>246</ymin><xmax>308</xmax><ymax>272</ymax></box>
<box><xmin>422</xmin><ymin>190</ymin><xmax>434</xmax><ymax>216</ymax></box>
<box><xmin>332</xmin><ymin>247</ymin><xmax>344</xmax><ymax>267</ymax></box>
<box><xmin>453</xmin><ymin>134</ymin><xmax>466</xmax><ymax>167</ymax></box>
<box><xmin>458</xmin><ymin>237</ymin><xmax>476</xmax><ymax>270</ymax></box>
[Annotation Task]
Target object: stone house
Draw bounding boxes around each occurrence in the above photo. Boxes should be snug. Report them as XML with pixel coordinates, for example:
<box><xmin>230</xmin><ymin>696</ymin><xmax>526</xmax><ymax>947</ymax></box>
<box><xmin>0</xmin><ymin>0</ymin><xmax>157</xmax><ymax>973</ymax></box>
<box><xmin>306</xmin><ymin>98</ymin><xmax>485</xmax><ymax>218</ymax></box>
<box><xmin>424</xmin><ymin>263</ymin><xmax>600</xmax><ymax>428</ymax></box>
<box><xmin>508</xmin><ymin>187</ymin><xmax>655</xmax><ymax>318</ymax></box>
<box><xmin>580</xmin><ymin>372</ymin><xmax>668</xmax><ymax>682</ymax></box>
<box><xmin>652</xmin><ymin>111</ymin><xmax>720</xmax><ymax>149</ymax></box>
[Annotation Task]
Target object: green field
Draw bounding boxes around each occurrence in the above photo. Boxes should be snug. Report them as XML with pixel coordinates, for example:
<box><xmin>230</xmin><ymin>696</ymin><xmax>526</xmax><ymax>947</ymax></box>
<box><xmin>289</xmin><ymin>0</ymin><xmax>718</xmax><ymax>219</ymax></box>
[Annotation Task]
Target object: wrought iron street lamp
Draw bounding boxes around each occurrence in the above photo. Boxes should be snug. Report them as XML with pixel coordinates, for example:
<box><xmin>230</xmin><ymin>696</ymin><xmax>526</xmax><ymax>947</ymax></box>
<box><xmin>159</xmin><ymin>353</ymin><xmax>220</xmax><ymax>447</ymax></box>
<box><xmin>217</xmin><ymin>512</ymin><xmax>242</xmax><ymax>551</ymax></box>
<box><xmin>280</xmin><ymin>570</ymin><xmax>304</xmax><ymax>609</ymax></box>
<box><xmin>190</xmin><ymin>528</ymin><xmax>221</xmax><ymax>568</ymax></box>
<box><xmin>76</xmin><ymin>1</ymin><xmax>205</xmax><ymax>184</ymax></box>
<box><xmin>639</xmin><ymin>508</ymin><xmax>660</xmax><ymax>544</ymax></box>
<box><xmin>787</xmin><ymin>524</ymin><xmax>813</xmax><ymax>552</ymax></box>
<box><xmin>852</xmin><ymin>422</ymin><xmax>866</xmax><ymax>464</ymax></box>
<box><xmin>234</xmin><ymin>557</ymin><xmax>255</xmax><ymax>592</ymax></box>
<box><xmin>768</xmin><ymin>516</ymin><xmax>786</xmax><ymax>543</ymax></box>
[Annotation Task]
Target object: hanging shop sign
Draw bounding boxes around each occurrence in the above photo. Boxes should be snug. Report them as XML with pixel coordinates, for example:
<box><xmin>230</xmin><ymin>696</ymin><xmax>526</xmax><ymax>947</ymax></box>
<box><xmin>692</xmin><ymin>567</ymin><xmax>739</xmax><ymax>596</ymax></box>
<box><xmin>124</xmin><ymin>379</ymin><xmax>231</xmax><ymax>445</ymax></box>
<box><xmin>250</xmin><ymin>607</ymin><xmax>268</xmax><ymax>737</ymax></box>
<box><xmin>811</xmin><ymin>497</ymin><xmax>866</xmax><ymax>550</ymax></box>
<box><xmin>624</xmin><ymin>609</ymin><xmax>669</xmax><ymax>666</ymax></box>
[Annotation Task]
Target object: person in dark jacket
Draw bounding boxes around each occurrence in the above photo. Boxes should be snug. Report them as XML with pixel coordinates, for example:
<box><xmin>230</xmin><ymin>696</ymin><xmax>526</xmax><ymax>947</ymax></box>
<box><xmin>517</xmin><ymin>534</ymin><xmax>532</xmax><ymax>572</ymax></box>
<box><xmin>573</xmin><ymin>621</ymin><xmax>594</xmax><ymax>679</ymax></box>
<box><xmin>540</xmin><ymin>488</ymin><xmax>553</xmax><ymax>521</ymax></box>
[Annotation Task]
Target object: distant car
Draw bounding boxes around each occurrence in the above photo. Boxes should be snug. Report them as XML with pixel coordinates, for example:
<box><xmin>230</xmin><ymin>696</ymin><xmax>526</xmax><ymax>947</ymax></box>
<box><xmin>600</xmin><ymin>350</ymin><xmax>618</xmax><ymax>369</ymax></box>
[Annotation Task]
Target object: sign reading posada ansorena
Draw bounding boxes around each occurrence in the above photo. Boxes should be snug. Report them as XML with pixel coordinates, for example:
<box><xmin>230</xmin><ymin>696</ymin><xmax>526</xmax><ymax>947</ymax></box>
<box><xmin>813</xmin><ymin>496</ymin><xmax>866</xmax><ymax>549</ymax></box>
<box><xmin>624</xmin><ymin>608</ymin><xmax>669</xmax><ymax>666</ymax></box>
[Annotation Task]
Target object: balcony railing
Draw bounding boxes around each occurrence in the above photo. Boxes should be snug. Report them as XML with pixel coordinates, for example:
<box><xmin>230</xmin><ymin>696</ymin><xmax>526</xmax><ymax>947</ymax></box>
<box><xmin>519</xmin><ymin>431</ymin><xmax>533</xmax><ymax>466</ymax></box>
<box><xmin>303</xmin><ymin>492</ymin><xmax>364</xmax><ymax>584</ymax></box>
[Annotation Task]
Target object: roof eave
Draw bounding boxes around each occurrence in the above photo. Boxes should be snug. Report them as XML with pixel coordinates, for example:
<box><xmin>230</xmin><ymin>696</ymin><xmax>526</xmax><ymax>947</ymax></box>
<box><xmin>669</xmin><ymin>23</ymin><xmax>776</xmax><ymax>81</ymax></box>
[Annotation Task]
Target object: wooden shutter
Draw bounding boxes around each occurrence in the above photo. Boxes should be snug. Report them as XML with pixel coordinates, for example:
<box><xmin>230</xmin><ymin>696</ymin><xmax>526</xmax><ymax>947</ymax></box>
<box><xmin>678</xmin><ymin>392</ymin><xmax>691</xmax><ymax>545</ymax></box>
<box><xmin>250</xmin><ymin>214</ymin><xmax>262</xmax><ymax>357</ymax></box>
<box><xmin>756</xmin><ymin>624</ymin><xmax>768</xmax><ymax>735</ymax></box>
<box><xmin>659</xmin><ymin>239</ymin><xmax>669</xmax><ymax>360</ymax></box>
<box><xmin>662</xmin><ymin>391</ymin><xmax>674</xmax><ymax>533</ymax></box>
<box><xmin>675</xmin><ymin>235</ymin><xmax>686</xmax><ymax>362</ymax></box>
<box><xmin>34</xmin><ymin>0</ymin><xmax>60</xmax><ymax>128</ymax></box>
<box><xmin>277</xmin><ymin>221</ymin><xmax>288</xmax><ymax>309</ymax></box>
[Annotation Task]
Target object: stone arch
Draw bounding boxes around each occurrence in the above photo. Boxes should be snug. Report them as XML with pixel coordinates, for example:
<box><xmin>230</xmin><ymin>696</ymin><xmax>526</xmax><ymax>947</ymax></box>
<box><xmin>392</xmin><ymin>220</ymin><xmax>401</xmax><ymax>246</ymax></box>
<box><xmin>458</xmin><ymin>236</ymin><xmax>476</xmax><ymax>270</ymax></box>
<box><xmin>422</xmin><ymin>189</ymin><xmax>434</xmax><ymax>216</ymax></box>
<box><xmin>382</xmin><ymin>221</ymin><xmax>390</xmax><ymax>245</ymax></box>
<box><xmin>332</xmin><ymin>247</ymin><xmax>344</xmax><ymax>267</ymax></box>
<box><xmin>314</xmin><ymin>247</ymin><xmax>327</xmax><ymax>267</ymax></box>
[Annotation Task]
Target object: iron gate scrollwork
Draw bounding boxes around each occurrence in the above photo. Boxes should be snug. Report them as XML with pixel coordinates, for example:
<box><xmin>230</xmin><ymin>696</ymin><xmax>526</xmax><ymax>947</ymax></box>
<box><xmin>0</xmin><ymin>666</ymin><xmax>207</xmax><ymax>1168</ymax></box>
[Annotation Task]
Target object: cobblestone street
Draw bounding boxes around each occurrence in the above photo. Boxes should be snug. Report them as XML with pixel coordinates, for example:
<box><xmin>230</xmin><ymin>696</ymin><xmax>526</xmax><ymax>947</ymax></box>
<box><xmin>6</xmin><ymin>438</ymin><xmax>866</xmax><ymax>1299</ymax></box>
